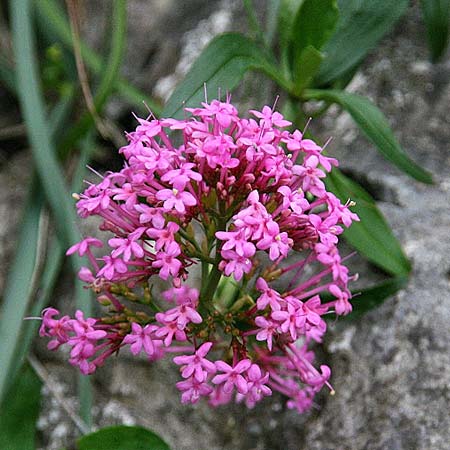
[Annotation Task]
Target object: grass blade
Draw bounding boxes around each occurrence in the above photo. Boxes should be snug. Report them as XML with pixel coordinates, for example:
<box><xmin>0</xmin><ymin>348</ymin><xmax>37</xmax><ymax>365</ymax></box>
<box><xmin>0</xmin><ymin>181</ymin><xmax>44</xmax><ymax>401</ymax></box>
<box><xmin>0</xmin><ymin>85</ymin><xmax>74</xmax><ymax>400</ymax></box>
<box><xmin>10</xmin><ymin>0</ymin><xmax>95</xmax><ymax>426</ymax></box>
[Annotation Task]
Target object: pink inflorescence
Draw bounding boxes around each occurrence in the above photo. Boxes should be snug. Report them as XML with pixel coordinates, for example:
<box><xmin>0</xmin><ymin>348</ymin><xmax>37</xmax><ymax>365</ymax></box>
<box><xmin>40</xmin><ymin>99</ymin><xmax>359</xmax><ymax>413</ymax></box>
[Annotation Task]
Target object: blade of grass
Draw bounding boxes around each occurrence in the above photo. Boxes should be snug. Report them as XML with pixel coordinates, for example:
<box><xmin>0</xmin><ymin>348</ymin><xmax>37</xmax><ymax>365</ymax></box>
<box><xmin>0</xmin><ymin>87</ymin><xmax>74</xmax><ymax>402</ymax></box>
<box><xmin>0</xmin><ymin>180</ymin><xmax>44</xmax><ymax>404</ymax></box>
<box><xmin>12</xmin><ymin>0</ymin><xmax>82</xmax><ymax>245</ymax></box>
<box><xmin>10</xmin><ymin>0</ymin><xmax>96</xmax><ymax>426</ymax></box>
<box><xmin>36</xmin><ymin>0</ymin><xmax>162</xmax><ymax>115</ymax></box>
<box><xmin>10</xmin><ymin>0</ymin><xmax>129</xmax><ymax>428</ymax></box>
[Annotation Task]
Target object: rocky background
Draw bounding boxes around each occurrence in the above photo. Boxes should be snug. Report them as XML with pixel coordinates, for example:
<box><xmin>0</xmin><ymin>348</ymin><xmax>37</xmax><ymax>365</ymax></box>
<box><xmin>1</xmin><ymin>1</ymin><xmax>449</xmax><ymax>449</ymax></box>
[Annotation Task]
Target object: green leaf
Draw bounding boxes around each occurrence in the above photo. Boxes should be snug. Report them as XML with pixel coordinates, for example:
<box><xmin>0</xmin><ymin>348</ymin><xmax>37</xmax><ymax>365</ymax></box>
<box><xmin>316</xmin><ymin>0</ymin><xmax>409</xmax><ymax>85</ymax></box>
<box><xmin>278</xmin><ymin>0</ymin><xmax>304</xmax><ymax>51</ymax></box>
<box><xmin>11</xmin><ymin>0</ymin><xmax>82</xmax><ymax>252</ymax></box>
<box><xmin>10</xmin><ymin>0</ymin><xmax>96</xmax><ymax>426</ymax></box>
<box><xmin>292</xmin><ymin>45</ymin><xmax>324</xmax><ymax>94</ymax></box>
<box><xmin>163</xmin><ymin>33</ymin><xmax>291</xmax><ymax>119</ymax></box>
<box><xmin>325</xmin><ymin>168</ymin><xmax>411</xmax><ymax>276</ymax></box>
<box><xmin>349</xmin><ymin>276</ymin><xmax>408</xmax><ymax>318</ymax></box>
<box><xmin>322</xmin><ymin>276</ymin><xmax>408</xmax><ymax>319</ymax></box>
<box><xmin>421</xmin><ymin>0</ymin><xmax>450</xmax><ymax>62</ymax></box>
<box><xmin>0</xmin><ymin>181</ymin><xmax>43</xmax><ymax>402</ymax></box>
<box><xmin>291</xmin><ymin>0</ymin><xmax>338</xmax><ymax>56</ymax></box>
<box><xmin>0</xmin><ymin>88</ymin><xmax>74</xmax><ymax>403</ymax></box>
<box><xmin>303</xmin><ymin>89</ymin><xmax>433</xmax><ymax>184</ymax></box>
<box><xmin>0</xmin><ymin>365</ymin><xmax>42</xmax><ymax>450</ymax></box>
<box><xmin>77</xmin><ymin>426</ymin><xmax>171</xmax><ymax>450</ymax></box>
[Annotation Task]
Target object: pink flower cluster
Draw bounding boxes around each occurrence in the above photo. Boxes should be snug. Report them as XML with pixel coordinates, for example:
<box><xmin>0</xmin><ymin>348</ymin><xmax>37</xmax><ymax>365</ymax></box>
<box><xmin>40</xmin><ymin>99</ymin><xmax>359</xmax><ymax>413</ymax></box>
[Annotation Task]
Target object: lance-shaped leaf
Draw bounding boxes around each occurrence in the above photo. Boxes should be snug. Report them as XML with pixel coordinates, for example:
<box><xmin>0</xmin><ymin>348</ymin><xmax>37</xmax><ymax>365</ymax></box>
<box><xmin>292</xmin><ymin>45</ymin><xmax>324</xmax><ymax>95</ymax></box>
<box><xmin>278</xmin><ymin>0</ymin><xmax>304</xmax><ymax>51</ymax></box>
<box><xmin>303</xmin><ymin>89</ymin><xmax>433</xmax><ymax>184</ymax></box>
<box><xmin>348</xmin><ymin>276</ymin><xmax>408</xmax><ymax>318</ymax></box>
<box><xmin>163</xmin><ymin>33</ymin><xmax>291</xmax><ymax>119</ymax></box>
<box><xmin>288</xmin><ymin>0</ymin><xmax>338</xmax><ymax>90</ymax></box>
<box><xmin>78</xmin><ymin>426</ymin><xmax>171</xmax><ymax>450</ymax></box>
<box><xmin>290</xmin><ymin>0</ymin><xmax>338</xmax><ymax>56</ymax></box>
<box><xmin>316</xmin><ymin>0</ymin><xmax>408</xmax><ymax>85</ymax></box>
<box><xmin>421</xmin><ymin>0</ymin><xmax>450</xmax><ymax>62</ymax></box>
<box><xmin>323</xmin><ymin>276</ymin><xmax>409</xmax><ymax>320</ymax></box>
<box><xmin>325</xmin><ymin>168</ymin><xmax>411</xmax><ymax>276</ymax></box>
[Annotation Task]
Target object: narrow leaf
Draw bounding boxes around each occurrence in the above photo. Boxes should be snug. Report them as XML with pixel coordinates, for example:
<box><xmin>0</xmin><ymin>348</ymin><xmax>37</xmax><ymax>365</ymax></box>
<box><xmin>77</xmin><ymin>426</ymin><xmax>171</xmax><ymax>450</ymax></box>
<box><xmin>292</xmin><ymin>45</ymin><xmax>324</xmax><ymax>94</ymax></box>
<box><xmin>349</xmin><ymin>276</ymin><xmax>408</xmax><ymax>318</ymax></box>
<box><xmin>278</xmin><ymin>0</ymin><xmax>304</xmax><ymax>50</ymax></box>
<box><xmin>316</xmin><ymin>0</ymin><xmax>409</xmax><ymax>85</ymax></box>
<box><xmin>322</xmin><ymin>276</ymin><xmax>408</xmax><ymax>319</ymax></box>
<box><xmin>421</xmin><ymin>0</ymin><xmax>450</xmax><ymax>62</ymax></box>
<box><xmin>11</xmin><ymin>0</ymin><xmax>95</xmax><ymax>427</ymax></box>
<box><xmin>303</xmin><ymin>89</ymin><xmax>433</xmax><ymax>184</ymax></box>
<box><xmin>325</xmin><ymin>168</ymin><xmax>411</xmax><ymax>276</ymax></box>
<box><xmin>0</xmin><ymin>182</ymin><xmax>43</xmax><ymax>401</ymax></box>
<box><xmin>11</xmin><ymin>0</ymin><xmax>82</xmax><ymax>249</ymax></box>
<box><xmin>163</xmin><ymin>33</ymin><xmax>291</xmax><ymax>119</ymax></box>
<box><xmin>0</xmin><ymin>365</ymin><xmax>42</xmax><ymax>450</ymax></box>
<box><xmin>291</xmin><ymin>0</ymin><xmax>338</xmax><ymax>56</ymax></box>
<box><xmin>0</xmin><ymin>89</ymin><xmax>74</xmax><ymax>402</ymax></box>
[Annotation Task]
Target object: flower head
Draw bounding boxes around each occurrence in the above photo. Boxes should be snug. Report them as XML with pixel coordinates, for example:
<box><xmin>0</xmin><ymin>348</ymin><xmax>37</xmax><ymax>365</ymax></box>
<box><xmin>41</xmin><ymin>98</ymin><xmax>358</xmax><ymax>412</ymax></box>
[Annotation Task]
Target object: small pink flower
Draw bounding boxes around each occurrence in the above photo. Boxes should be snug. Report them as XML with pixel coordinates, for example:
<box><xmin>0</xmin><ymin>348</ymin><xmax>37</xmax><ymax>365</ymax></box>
<box><xmin>212</xmin><ymin>359</ymin><xmax>252</xmax><ymax>395</ymax></box>
<box><xmin>219</xmin><ymin>249</ymin><xmax>253</xmax><ymax>281</ymax></box>
<box><xmin>156</xmin><ymin>188</ymin><xmax>197</xmax><ymax>213</ymax></box>
<box><xmin>39</xmin><ymin>308</ymin><xmax>72</xmax><ymax>350</ymax></box>
<box><xmin>152</xmin><ymin>241</ymin><xmax>182</xmax><ymax>280</ymax></box>
<box><xmin>255</xmin><ymin>316</ymin><xmax>277</xmax><ymax>351</ymax></box>
<box><xmin>66</xmin><ymin>237</ymin><xmax>103</xmax><ymax>257</ymax></box>
<box><xmin>146</xmin><ymin>222</ymin><xmax>180</xmax><ymax>251</ymax></box>
<box><xmin>161</xmin><ymin>163</ymin><xmax>202</xmax><ymax>190</ymax></box>
<box><xmin>97</xmin><ymin>256</ymin><xmax>128</xmax><ymax>280</ymax></box>
<box><xmin>160</xmin><ymin>302</ymin><xmax>202</xmax><ymax>330</ymax></box>
<box><xmin>173</xmin><ymin>342</ymin><xmax>216</xmax><ymax>382</ymax></box>
<box><xmin>154</xmin><ymin>318</ymin><xmax>187</xmax><ymax>346</ymax></box>
<box><xmin>123</xmin><ymin>322</ymin><xmax>161</xmax><ymax>357</ymax></box>
<box><xmin>176</xmin><ymin>377</ymin><xmax>213</xmax><ymax>404</ymax></box>
<box><xmin>134</xmin><ymin>204</ymin><xmax>165</xmax><ymax>229</ymax></box>
<box><xmin>244</xmin><ymin>364</ymin><xmax>272</xmax><ymax>405</ymax></box>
